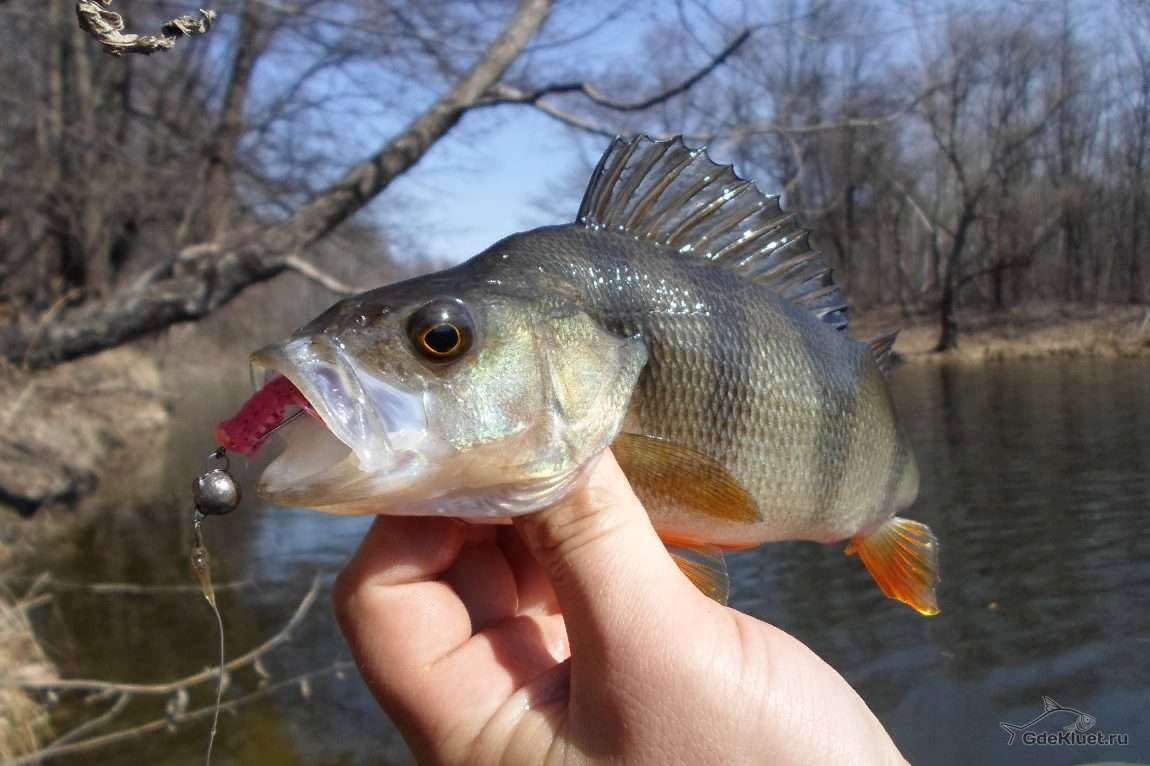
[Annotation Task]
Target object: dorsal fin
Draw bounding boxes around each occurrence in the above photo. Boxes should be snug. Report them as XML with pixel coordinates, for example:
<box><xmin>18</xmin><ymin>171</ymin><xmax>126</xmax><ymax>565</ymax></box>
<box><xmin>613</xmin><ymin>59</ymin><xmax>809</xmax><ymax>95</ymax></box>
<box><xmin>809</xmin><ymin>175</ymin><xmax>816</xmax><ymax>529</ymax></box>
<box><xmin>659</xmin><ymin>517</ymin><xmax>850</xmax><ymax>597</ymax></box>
<box><xmin>577</xmin><ymin>134</ymin><xmax>848</xmax><ymax>331</ymax></box>
<box><xmin>867</xmin><ymin>331</ymin><xmax>899</xmax><ymax>377</ymax></box>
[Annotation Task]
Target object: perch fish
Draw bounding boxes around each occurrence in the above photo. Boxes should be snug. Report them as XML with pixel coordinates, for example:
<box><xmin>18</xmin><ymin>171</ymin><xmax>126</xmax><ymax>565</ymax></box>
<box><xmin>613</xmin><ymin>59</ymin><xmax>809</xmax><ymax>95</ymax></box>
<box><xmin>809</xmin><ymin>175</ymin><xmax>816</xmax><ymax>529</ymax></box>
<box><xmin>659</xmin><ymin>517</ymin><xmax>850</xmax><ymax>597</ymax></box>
<box><xmin>216</xmin><ymin>135</ymin><xmax>940</xmax><ymax>615</ymax></box>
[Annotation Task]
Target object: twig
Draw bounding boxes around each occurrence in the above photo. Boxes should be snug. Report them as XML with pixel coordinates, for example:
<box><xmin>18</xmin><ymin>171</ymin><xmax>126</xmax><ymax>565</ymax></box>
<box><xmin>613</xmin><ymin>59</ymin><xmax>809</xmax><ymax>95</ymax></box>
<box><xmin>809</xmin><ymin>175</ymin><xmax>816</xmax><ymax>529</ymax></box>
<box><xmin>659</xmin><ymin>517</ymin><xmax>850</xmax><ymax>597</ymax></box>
<box><xmin>76</xmin><ymin>1</ymin><xmax>217</xmax><ymax>56</ymax></box>
<box><xmin>45</xmin><ymin>693</ymin><xmax>131</xmax><ymax>748</ymax></box>
<box><xmin>279</xmin><ymin>255</ymin><xmax>357</xmax><ymax>296</ymax></box>
<box><xmin>494</xmin><ymin>28</ymin><xmax>751</xmax><ymax>112</ymax></box>
<box><xmin>8</xmin><ymin>575</ymin><xmax>322</xmax><ymax>696</ymax></box>
<box><xmin>489</xmin><ymin>76</ymin><xmax>939</xmax><ymax>144</ymax></box>
<box><xmin>481</xmin><ymin>28</ymin><xmax>750</xmax><ymax>139</ymax></box>
<box><xmin>2</xmin><ymin>574</ymin><xmax>258</xmax><ymax>594</ymax></box>
<box><xmin>10</xmin><ymin>594</ymin><xmax>53</xmax><ymax>614</ymax></box>
<box><xmin>5</xmin><ymin>661</ymin><xmax>355</xmax><ymax>766</ymax></box>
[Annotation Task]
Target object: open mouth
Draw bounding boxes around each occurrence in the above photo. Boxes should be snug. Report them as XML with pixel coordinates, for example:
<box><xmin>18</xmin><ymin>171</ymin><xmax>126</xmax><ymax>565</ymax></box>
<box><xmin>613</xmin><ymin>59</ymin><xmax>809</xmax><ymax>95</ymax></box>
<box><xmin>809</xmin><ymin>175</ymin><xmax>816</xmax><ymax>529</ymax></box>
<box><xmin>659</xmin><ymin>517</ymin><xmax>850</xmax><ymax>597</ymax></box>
<box><xmin>214</xmin><ymin>336</ymin><xmax>431</xmax><ymax>506</ymax></box>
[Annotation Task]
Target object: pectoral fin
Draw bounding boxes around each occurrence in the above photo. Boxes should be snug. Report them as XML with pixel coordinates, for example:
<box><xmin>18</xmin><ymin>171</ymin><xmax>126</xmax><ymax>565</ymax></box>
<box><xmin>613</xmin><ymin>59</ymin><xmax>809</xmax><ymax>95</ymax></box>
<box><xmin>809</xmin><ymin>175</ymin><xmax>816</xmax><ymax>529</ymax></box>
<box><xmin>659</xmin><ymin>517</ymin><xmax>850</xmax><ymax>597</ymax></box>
<box><xmin>666</xmin><ymin>542</ymin><xmax>730</xmax><ymax>605</ymax></box>
<box><xmin>846</xmin><ymin>516</ymin><xmax>940</xmax><ymax>616</ymax></box>
<box><xmin>612</xmin><ymin>432</ymin><xmax>760</xmax><ymax>524</ymax></box>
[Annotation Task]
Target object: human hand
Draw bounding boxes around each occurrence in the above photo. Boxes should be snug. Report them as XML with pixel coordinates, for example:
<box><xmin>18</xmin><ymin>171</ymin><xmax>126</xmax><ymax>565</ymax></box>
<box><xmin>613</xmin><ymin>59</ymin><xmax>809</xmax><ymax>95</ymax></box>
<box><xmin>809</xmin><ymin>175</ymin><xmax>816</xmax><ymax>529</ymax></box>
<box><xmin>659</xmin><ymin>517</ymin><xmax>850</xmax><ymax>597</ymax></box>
<box><xmin>333</xmin><ymin>450</ymin><xmax>910</xmax><ymax>766</ymax></box>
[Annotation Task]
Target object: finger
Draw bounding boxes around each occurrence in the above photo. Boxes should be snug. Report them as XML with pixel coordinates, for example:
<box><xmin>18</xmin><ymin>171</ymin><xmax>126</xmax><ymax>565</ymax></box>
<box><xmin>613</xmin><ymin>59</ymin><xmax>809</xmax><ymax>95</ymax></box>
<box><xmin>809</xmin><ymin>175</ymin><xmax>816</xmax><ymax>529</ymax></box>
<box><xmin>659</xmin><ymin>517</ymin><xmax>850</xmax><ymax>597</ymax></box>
<box><xmin>425</xmin><ymin>610</ymin><xmax>571</xmax><ymax>759</ymax></box>
<box><xmin>334</xmin><ymin>515</ymin><xmax>570</xmax><ymax>761</ymax></box>
<box><xmin>512</xmin><ymin>450</ymin><xmax>699</xmax><ymax>662</ymax></box>
<box><xmin>497</xmin><ymin>525</ymin><xmax>559</xmax><ymax>616</ymax></box>
<box><xmin>333</xmin><ymin>516</ymin><xmax>472</xmax><ymax>714</ymax></box>
<box><xmin>441</xmin><ymin>538</ymin><xmax>519</xmax><ymax>632</ymax></box>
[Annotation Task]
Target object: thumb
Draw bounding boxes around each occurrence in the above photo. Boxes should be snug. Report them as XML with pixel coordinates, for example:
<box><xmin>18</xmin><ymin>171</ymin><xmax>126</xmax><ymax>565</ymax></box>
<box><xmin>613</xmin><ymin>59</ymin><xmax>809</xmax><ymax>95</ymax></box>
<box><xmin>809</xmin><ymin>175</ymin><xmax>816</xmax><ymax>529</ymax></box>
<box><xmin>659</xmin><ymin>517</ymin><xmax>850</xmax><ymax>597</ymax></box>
<box><xmin>512</xmin><ymin>449</ymin><xmax>695</xmax><ymax>660</ymax></box>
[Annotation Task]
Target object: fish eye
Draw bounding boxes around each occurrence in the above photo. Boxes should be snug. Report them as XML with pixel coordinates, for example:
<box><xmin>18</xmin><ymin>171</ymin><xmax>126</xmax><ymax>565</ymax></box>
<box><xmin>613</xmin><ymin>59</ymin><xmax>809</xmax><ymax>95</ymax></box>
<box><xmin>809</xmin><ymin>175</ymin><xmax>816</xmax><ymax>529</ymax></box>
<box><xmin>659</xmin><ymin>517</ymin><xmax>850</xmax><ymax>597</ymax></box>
<box><xmin>407</xmin><ymin>299</ymin><xmax>474</xmax><ymax>362</ymax></box>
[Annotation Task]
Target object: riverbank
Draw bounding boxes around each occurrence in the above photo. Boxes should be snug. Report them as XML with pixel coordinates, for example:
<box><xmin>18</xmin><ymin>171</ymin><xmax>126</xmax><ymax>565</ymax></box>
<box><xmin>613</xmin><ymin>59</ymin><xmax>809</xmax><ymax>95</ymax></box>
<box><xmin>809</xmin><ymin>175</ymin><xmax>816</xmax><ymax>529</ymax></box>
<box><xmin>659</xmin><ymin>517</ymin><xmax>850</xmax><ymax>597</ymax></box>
<box><xmin>853</xmin><ymin>303</ymin><xmax>1150</xmax><ymax>364</ymax></box>
<box><xmin>0</xmin><ymin>347</ymin><xmax>171</xmax><ymax>555</ymax></box>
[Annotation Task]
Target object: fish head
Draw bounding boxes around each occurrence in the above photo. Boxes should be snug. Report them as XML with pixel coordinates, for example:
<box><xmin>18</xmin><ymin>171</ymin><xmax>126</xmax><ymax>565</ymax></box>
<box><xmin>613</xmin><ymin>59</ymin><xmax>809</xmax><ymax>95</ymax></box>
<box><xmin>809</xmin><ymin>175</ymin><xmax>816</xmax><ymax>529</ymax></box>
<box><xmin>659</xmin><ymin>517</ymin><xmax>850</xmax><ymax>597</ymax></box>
<box><xmin>249</xmin><ymin>273</ymin><xmax>647</xmax><ymax>517</ymax></box>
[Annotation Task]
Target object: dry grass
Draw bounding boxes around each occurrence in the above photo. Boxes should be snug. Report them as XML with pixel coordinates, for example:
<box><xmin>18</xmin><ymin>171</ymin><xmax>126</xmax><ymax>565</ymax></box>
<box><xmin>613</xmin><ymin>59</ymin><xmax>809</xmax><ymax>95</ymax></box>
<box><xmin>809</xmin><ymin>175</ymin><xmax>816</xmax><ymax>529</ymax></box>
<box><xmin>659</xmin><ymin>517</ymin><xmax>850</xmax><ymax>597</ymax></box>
<box><xmin>853</xmin><ymin>303</ymin><xmax>1150</xmax><ymax>364</ymax></box>
<box><xmin>0</xmin><ymin>586</ymin><xmax>56</xmax><ymax>761</ymax></box>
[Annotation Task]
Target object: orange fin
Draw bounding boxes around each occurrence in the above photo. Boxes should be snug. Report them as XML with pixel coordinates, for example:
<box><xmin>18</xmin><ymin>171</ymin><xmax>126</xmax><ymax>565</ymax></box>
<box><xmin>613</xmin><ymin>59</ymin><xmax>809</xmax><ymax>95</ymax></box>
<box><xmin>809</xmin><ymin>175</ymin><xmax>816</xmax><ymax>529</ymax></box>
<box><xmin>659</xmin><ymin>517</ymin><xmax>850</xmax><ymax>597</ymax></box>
<box><xmin>846</xmin><ymin>517</ymin><xmax>940</xmax><ymax>616</ymax></box>
<box><xmin>613</xmin><ymin>432</ymin><xmax>760</xmax><ymax>524</ymax></box>
<box><xmin>667</xmin><ymin>543</ymin><xmax>730</xmax><ymax>605</ymax></box>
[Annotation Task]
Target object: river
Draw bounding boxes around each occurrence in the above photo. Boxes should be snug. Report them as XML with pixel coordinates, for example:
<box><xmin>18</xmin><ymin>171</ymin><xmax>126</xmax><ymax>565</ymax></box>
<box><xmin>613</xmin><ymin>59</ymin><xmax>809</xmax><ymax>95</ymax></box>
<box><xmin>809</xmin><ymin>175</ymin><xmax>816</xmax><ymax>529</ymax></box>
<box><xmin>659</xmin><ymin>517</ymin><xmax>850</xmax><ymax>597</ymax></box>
<box><xmin>14</xmin><ymin>357</ymin><xmax>1150</xmax><ymax>765</ymax></box>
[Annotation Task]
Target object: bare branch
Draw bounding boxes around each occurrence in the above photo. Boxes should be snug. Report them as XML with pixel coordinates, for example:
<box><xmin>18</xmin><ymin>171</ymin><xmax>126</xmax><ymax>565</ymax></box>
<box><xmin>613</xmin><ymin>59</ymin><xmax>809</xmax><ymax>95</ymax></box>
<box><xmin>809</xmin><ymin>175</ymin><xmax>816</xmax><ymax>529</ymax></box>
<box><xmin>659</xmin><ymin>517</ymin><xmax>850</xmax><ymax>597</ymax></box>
<box><xmin>279</xmin><ymin>255</ymin><xmax>356</xmax><ymax>296</ymax></box>
<box><xmin>2</xmin><ymin>573</ymin><xmax>257</xmax><ymax>594</ymax></box>
<box><xmin>11</xmin><ymin>575</ymin><xmax>321</xmax><ymax>696</ymax></box>
<box><xmin>881</xmin><ymin>171</ymin><xmax>956</xmax><ymax>240</ymax></box>
<box><xmin>6</xmin><ymin>662</ymin><xmax>355</xmax><ymax>766</ymax></box>
<box><xmin>495</xmin><ymin>28</ymin><xmax>751</xmax><ymax>112</ymax></box>
<box><xmin>45</xmin><ymin>693</ymin><xmax>130</xmax><ymax>748</ymax></box>
<box><xmin>490</xmin><ymin>78</ymin><xmax>936</xmax><ymax>143</ymax></box>
<box><xmin>76</xmin><ymin>1</ymin><xmax>216</xmax><ymax>56</ymax></box>
<box><xmin>486</xmin><ymin>90</ymin><xmax>617</xmax><ymax>137</ymax></box>
<box><xmin>1</xmin><ymin>0</ymin><xmax>554</xmax><ymax>368</ymax></box>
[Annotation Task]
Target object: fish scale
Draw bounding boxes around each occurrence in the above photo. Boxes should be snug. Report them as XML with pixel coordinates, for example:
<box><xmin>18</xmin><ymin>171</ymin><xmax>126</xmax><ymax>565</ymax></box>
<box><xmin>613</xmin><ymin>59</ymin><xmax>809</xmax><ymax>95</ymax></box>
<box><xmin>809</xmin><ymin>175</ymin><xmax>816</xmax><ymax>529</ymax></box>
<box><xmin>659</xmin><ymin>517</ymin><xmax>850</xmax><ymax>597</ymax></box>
<box><xmin>218</xmin><ymin>135</ymin><xmax>940</xmax><ymax>615</ymax></box>
<box><xmin>500</xmin><ymin>225</ymin><xmax>866</xmax><ymax>541</ymax></box>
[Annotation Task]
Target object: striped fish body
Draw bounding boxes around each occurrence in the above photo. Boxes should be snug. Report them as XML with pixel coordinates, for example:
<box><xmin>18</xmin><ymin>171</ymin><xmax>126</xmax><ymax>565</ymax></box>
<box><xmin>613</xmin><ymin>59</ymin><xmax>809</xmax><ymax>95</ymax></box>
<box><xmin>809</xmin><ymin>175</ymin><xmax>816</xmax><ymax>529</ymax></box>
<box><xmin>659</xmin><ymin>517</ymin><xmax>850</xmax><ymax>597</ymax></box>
<box><xmin>465</xmin><ymin>224</ymin><xmax>920</xmax><ymax>548</ymax></box>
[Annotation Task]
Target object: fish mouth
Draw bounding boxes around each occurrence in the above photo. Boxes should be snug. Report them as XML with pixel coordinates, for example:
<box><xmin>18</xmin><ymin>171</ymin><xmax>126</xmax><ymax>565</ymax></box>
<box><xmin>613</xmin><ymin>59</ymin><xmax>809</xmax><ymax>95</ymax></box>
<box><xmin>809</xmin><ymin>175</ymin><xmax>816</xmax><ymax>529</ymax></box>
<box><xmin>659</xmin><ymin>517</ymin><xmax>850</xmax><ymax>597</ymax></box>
<box><xmin>249</xmin><ymin>336</ymin><xmax>433</xmax><ymax>510</ymax></box>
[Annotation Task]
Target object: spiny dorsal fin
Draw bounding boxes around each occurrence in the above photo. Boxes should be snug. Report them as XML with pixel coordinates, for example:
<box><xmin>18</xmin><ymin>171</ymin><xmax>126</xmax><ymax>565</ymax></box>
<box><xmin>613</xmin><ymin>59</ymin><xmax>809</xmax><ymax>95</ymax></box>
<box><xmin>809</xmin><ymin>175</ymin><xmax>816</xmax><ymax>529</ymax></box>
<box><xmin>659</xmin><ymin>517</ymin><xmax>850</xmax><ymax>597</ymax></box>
<box><xmin>867</xmin><ymin>331</ymin><xmax>899</xmax><ymax>377</ymax></box>
<box><xmin>578</xmin><ymin>134</ymin><xmax>848</xmax><ymax>332</ymax></box>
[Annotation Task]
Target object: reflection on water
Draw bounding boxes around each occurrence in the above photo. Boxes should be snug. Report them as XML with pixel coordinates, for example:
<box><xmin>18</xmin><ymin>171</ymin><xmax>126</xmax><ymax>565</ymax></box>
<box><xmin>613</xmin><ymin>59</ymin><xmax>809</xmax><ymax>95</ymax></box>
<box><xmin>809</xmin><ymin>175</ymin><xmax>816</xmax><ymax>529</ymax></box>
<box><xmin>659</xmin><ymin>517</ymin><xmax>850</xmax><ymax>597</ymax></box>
<box><xmin>733</xmin><ymin>359</ymin><xmax>1150</xmax><ymax>766</ymax></box>
<box><xmin>15</xmin><ymin>358</ymin><xmax>1150</xmax><ymax>766</ymax></box>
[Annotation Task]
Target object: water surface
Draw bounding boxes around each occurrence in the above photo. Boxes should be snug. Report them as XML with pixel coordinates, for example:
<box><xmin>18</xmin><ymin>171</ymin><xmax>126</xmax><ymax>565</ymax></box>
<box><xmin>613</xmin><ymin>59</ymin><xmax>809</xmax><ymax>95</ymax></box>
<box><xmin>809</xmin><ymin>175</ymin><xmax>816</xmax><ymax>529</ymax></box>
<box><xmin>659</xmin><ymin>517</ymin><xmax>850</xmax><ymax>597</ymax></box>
<box><xmin>15</xmin><ymin>357</ymin><xmax>1150</xmax><ymax>765</ymax></box>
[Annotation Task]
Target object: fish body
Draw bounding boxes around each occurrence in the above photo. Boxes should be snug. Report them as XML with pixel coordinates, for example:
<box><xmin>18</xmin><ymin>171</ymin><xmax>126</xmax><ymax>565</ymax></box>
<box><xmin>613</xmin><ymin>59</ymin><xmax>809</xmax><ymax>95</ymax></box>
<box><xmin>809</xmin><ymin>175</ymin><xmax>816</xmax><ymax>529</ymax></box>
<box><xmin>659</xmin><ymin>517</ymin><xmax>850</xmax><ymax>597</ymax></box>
<box><xmin>439</xmin><ymin>224</ymin><xmax>918</xmax><ymax>548</ymax></box>
<box><xmin>999</xmin><ymin>697</ymin><xmax>1097</xmax><ymax>745</ymax></box>
<box><xmin>217</xmin><ymin>136</ymin><xmax>939</xmax><ymax>614</ymax></box>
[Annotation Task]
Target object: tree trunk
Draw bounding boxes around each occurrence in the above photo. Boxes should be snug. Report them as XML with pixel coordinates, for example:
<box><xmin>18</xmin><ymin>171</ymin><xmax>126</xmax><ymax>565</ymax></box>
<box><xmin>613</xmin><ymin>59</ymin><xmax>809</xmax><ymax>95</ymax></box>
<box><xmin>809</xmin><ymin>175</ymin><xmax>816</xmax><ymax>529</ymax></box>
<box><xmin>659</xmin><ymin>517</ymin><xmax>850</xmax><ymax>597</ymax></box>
<box><xmin>935</xmin><ymin>206</ymin><xmax>976</xmax><ymax>351</ymax></box>
<box><xmin>936</xmin><ymin>272</ymin><xmax>958</xmax><ymax>351</ymax></box>
<box><xmin>176</xmin><ymin>0</ymin><xmax>268</xmax><ymax>244</ymax></box>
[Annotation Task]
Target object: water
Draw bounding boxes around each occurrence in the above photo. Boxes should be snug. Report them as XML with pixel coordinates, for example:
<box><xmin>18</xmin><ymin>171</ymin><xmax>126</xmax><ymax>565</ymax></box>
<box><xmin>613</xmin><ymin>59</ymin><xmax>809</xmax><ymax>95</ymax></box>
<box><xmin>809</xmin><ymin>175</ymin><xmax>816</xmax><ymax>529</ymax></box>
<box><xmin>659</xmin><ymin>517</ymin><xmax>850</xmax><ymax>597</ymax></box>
<box><xmin>13</xmin><ymin>357</ymin><xmax>1150</xmax><ymax>765</ymax></box>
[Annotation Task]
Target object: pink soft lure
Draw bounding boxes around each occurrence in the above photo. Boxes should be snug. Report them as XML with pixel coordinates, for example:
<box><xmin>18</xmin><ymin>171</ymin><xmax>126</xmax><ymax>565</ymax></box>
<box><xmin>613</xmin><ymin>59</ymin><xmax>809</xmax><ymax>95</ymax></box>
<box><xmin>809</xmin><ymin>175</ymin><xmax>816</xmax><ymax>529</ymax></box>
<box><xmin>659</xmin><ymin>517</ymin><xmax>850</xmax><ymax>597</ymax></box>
<box><xmin>216</xmin><ymin>375</ymin><xmax>314</xmax><ymax>456</ymax></box>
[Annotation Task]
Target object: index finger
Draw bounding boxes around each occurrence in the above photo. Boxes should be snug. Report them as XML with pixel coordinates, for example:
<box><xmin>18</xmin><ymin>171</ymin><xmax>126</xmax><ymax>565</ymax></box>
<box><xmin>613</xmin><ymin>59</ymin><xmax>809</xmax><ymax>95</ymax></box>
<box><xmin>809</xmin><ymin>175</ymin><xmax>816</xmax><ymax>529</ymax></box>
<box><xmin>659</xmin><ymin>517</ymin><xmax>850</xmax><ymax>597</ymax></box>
<box><xmin>332</xmin><ymin>514</ymin><xmax>568</xmax><ymax>760</ymax></box>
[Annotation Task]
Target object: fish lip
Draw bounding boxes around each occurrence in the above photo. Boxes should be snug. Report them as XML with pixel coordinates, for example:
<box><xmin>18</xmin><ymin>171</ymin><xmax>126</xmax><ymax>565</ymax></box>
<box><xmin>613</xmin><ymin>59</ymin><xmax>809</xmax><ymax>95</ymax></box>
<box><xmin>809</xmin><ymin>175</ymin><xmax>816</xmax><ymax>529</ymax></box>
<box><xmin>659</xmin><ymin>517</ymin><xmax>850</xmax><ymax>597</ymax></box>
<box><xmin>249</xmin><ymin>336</ymin><xmax>423</xmax><ymax>472</ymax></box>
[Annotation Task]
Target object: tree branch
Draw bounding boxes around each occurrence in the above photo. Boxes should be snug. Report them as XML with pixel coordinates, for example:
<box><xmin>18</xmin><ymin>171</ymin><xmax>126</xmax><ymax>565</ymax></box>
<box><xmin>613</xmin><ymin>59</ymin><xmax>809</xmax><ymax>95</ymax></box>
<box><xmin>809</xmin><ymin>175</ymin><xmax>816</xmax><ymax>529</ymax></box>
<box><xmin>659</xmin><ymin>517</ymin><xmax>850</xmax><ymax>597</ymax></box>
<box><xmin>2</xmin><ymin>575</ymin><xmax>329</xmax><ymax>765</ymax></box>
<box><xmin>492</xmin><ymin>28</ymin><xmax>750</xmax><ymax>112</ymax></box>
<box><xmin>490</xmin><ymin>76</ymin><xmax>937</xmax><ymax>144</ymax></box>
<box><xmin>279</xmin><ymin>254</ymin><xmax>356</xmax><ymax>296</ymax></box>
<box><xmin>1</xmin><ymin>0</ymin><xmax>554</xmax><ymax>368</ymax></box>
<box><xmin>6</xmin><ymin>662</ymin><xmax>355</xmax><ymax>766</ymax></box>
<box><xmin>14</xmin><ymin>575</ymin><xmax>321</xmax><ymax>696</ymax></box>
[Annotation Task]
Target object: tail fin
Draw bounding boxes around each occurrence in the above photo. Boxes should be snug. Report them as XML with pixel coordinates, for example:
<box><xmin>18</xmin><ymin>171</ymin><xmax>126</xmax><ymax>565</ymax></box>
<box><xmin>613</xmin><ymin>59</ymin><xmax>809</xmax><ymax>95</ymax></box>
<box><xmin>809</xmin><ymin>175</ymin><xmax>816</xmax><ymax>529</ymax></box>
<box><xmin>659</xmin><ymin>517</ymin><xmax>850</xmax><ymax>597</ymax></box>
<box><xmin>846</xmin><ymin>516</ymin><xmax>940</xmax><ymax>615</ymax></box>
<box><xmin>999</xmin><ymin>723</ymin><xmax>1023</xmax><ymax>745</ymax></box>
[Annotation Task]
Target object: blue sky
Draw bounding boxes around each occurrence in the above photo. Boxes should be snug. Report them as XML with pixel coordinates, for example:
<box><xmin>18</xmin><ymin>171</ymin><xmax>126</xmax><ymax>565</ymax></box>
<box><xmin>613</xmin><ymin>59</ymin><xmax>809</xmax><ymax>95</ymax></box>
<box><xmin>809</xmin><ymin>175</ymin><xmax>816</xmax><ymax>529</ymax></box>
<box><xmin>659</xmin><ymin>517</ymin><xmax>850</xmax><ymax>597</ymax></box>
<box><xmin>247</xmin><ymin>0</ymin><xmax>745</xmax><ymax>267</ymax></box>
<box><xmin>382</xmin><ymin>106</ymin><xmax>593</xmax><ymax>261</ymax></box>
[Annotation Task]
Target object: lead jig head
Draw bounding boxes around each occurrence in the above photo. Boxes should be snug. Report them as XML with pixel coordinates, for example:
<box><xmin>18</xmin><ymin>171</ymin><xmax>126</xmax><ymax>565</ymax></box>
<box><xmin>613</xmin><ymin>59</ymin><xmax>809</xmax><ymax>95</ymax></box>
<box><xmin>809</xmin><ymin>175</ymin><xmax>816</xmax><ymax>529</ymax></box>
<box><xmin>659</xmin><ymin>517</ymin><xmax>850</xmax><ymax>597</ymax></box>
<box><xmin>193</xmin><ymin>448</ymin><xmax>240</xmax><ymax>516</ymax></box>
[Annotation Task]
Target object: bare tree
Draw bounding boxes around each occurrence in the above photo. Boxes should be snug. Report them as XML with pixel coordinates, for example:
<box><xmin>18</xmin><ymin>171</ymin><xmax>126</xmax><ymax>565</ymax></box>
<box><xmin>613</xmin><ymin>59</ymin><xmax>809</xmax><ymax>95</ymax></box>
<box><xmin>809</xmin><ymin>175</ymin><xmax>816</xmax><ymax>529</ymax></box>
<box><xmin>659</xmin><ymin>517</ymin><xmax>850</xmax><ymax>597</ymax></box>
<box><xmin>0</xmin><ymin>0</ymin><xmax>752</xmax><ymax>367</ymax></box>
<box><xmin>3</xmin><ymin>0</ymin><xmax>1149</xmax><ymax>366</ymax></box>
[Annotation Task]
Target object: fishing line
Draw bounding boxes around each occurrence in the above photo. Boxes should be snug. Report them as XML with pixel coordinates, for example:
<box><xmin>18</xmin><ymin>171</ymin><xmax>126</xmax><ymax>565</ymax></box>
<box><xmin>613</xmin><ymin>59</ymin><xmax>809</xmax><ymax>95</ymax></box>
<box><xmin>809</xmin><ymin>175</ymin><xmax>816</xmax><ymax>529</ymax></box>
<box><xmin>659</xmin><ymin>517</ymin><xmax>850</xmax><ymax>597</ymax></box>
<box><xmin>257</xmin><ymin>407</ymin><xmax>305</xmax><ymax>445</ymax></box>
<box><xmin>190</xmin><ymin>448</ymin><xmax>241</xmax><ymax>766</ymax></box>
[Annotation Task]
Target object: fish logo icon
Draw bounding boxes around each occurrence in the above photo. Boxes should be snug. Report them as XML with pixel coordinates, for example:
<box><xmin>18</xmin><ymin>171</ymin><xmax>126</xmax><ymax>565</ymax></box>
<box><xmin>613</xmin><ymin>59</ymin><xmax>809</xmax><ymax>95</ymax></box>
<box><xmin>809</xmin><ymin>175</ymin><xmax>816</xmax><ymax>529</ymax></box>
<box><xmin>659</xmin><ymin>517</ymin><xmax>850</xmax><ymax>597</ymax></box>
<box><xmin>1000</xmin><ymin>696</ymin><xmax>1097</xmax><ymax>745</ymax></box>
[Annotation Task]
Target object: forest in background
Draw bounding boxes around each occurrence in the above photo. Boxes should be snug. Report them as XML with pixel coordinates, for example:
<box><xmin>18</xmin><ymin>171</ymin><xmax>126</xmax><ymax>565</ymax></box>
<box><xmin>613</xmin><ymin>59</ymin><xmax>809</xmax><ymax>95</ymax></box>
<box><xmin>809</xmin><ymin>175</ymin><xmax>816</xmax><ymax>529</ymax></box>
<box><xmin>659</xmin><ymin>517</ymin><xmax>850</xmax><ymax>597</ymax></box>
<box><xmin>1</xmin><ymin>0</ymin><xmax>1149</xmax><ymax>358</ymax></box>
